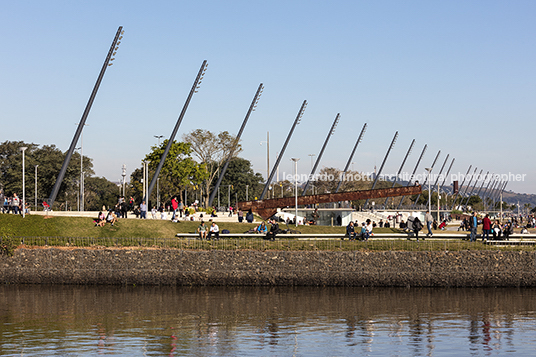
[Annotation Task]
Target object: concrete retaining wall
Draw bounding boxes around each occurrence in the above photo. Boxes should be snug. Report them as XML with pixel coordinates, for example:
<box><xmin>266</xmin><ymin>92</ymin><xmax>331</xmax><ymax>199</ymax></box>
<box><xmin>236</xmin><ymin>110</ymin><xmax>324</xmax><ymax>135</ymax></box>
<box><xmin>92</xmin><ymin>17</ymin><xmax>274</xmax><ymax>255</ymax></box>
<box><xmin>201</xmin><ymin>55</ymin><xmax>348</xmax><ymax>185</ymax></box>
<box><xmin>1</xmin><ymin>248</ymin><xmax>536</xmax><ymax>287</ymax></box>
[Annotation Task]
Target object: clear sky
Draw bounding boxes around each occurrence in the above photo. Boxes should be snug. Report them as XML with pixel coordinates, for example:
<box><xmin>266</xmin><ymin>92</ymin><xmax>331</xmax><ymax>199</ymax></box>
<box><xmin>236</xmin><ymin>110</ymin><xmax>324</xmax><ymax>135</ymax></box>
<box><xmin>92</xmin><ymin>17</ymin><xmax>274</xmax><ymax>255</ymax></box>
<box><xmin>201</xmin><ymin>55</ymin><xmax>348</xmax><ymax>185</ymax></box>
<box><xmin>2</xmin><ymin>0</ymin><xmax>535</xmax><ymax>194</ymax></box>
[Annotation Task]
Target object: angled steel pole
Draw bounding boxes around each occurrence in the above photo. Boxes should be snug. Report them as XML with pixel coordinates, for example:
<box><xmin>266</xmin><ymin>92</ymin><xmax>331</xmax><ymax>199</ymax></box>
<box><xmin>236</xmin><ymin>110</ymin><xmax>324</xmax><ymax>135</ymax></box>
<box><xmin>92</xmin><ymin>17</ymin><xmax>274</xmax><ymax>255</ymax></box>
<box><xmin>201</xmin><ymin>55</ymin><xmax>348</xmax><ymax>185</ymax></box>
<box><xmin>335</xmin><ymin>123</ymin><xmax>367</xmax><ymax>193</ymax></box>
<box><xmin>425</xmin><ymin>153</ymin><xmax>449</xmax><ymax>208</ymax></box>
<box><xmin>302</xmin><ymin>113</ymin><xmax>340</xmax><ymax>196</ymax></box>
<box><xmin>450</xmin><ymin>165</ymin><xmax>472</xmax><ymax>210</ymax></box>
<box><xmin>364</xmin><ymin>131</ymin><xmax>398</xmax><ymax>207</ymax></box>
<box><xmin>145</xmin><ymin>60</ymin><xmax>208</xmax><ymax>204</ymax></box>
<box><xmin>458</xmin><ymin>166</ymin><xmax>478</xmax><ymax>205</ymax></box>
<box><xmin>461</xmin><ymin>169</ymin><xmax>483</xmax><ymax>210</ymax></box>
<box><xmin>473</xmin><ymin>171</ymin><xmax>489</xmax><ymax>202</ymax></box>
<box><xmin>484</xmin><ymin>179</ymin><xmax>500</xmax><ymax>210</ymax></box>
<box><xmin>480</xmin><ymin>175</ymin><xmax>496</xmax><ymax>211</ymax></box>
<box><xmin>397</xmin><ymin>144</ymin><xmax>427</xmax><ymax>209</ymax></box>
<box><xmin>260</xmin><ymin>100</ymin><xmax>307</xmax><ymax>199</ymax></box>
<box><xmin>490</xmin><ymin>180</ymin><xmax>506</xmax><ymax>209</ymax></box>
<box><xmin>384</xmin><ymin>139</ymin><xmax>415</xmax><ymax>207</ymax></box>
<box><xmin>48</xmin><ymin>26</ymin><xmax>124</xmax><ymax>207</ymax></box>
<box><xmin>208</xmin><ymin>83</ymin><xmax>264</xmax><ymax>206</ymax></box>
<box><xmin>437</xmin><ymin>157</ymin><xmax>455</xmax><ymax>193</ymax></box>
<box><xmin>494</xmin><ymin>181</ymin><xmax>508</xmax><ymax>210</ymax></box>
<box><xmin>412</xmin><ymin>150</ymin><xmax>441</xmax><ymax>207</ymax></box>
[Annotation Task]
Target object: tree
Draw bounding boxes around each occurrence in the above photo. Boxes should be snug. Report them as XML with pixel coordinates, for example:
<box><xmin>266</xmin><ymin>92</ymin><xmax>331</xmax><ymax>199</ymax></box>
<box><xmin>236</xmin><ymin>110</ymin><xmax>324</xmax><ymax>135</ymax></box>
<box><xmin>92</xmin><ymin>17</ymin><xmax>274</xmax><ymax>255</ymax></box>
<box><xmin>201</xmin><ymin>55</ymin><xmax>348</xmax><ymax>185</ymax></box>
<box><xmin>0</xmin><ymin>141</ymin><xmax>93</xmax><ymax>209</ymax></box>
<box><xmin>182</xmin><ymin>129</ymin><xmax>240</xmax><ymax>207</ymax></box>
<box><xmin>84</xmin><ymin>176</ymin><xmax>120</xmax><ymax>211</ymax></box>
<box><xmin>129</xmin><ymin>140</ymin><xmax>207</xmax><ymax>208</ymax></box>
<box><xmin>216</xmin><ymin>157</ymin><xmax>264</xmax><ymax>207</ymax></box>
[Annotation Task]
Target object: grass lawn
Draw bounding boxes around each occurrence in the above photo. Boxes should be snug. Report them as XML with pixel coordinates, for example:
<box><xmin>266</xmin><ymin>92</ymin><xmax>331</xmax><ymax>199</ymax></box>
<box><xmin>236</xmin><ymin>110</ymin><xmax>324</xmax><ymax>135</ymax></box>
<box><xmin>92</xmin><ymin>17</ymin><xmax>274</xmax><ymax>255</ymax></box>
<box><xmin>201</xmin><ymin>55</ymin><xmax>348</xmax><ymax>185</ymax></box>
<box><xmin>0</xmin><ymin>214</ymin><xmax>401</xmax><ymax>238</ymax></box>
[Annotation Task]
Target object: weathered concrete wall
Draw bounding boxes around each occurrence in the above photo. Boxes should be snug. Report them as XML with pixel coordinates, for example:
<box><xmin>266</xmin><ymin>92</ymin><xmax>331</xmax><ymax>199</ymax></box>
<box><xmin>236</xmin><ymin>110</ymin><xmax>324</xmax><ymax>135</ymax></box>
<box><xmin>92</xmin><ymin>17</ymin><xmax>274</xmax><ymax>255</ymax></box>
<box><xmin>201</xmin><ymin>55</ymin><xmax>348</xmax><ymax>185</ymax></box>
<box><xmin>1</xmin><ymin>248</ymin><xmax>536</xmax><ymax>287</ymax></box>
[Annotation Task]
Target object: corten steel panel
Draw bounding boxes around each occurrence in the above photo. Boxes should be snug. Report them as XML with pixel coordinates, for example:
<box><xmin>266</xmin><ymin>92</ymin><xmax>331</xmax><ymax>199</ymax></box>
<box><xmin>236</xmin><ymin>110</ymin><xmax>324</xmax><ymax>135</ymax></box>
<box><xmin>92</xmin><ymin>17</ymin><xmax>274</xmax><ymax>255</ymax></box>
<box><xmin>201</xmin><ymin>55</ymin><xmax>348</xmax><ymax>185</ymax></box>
<box><xmin>237</xmin><ymin>185</ymin><xmax>421</xmax><ymax>219</ymax></box>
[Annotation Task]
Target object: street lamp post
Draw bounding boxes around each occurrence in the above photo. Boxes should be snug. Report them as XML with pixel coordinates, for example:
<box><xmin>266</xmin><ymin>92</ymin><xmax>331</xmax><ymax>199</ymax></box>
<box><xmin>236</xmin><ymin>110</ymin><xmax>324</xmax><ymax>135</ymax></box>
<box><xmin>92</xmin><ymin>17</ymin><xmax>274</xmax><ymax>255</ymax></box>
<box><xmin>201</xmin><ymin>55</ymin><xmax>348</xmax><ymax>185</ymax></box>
<box><xmin>75</xmin><ymin>123</ymin><xmax>88</xmax><ymax>211</ymax></box>
<box><xmin>425</xmin><ymin>167</ymin><xmax>432</xmax><ymax>214</ymax></box>
<box><xmin>246</xmin><ymin>185</ymin><xmax>249</xmax><ymax>201</ymax></box>
<box><xmin>308</xmin><ymin>154</ymin><xmax>315</xmax><ymax>195</ymax></box>
<box><xmin>121</xmin><ymin>164</ymin><xmax>126</xmax><ymax>197</ymax></box>
<box><xmin>20</xmin><ymin>147</ymin><xmax>28</xmax><ymax>218</ymax></box>
<box><xmin>291</xmin><ymin>158</ymin><xmax>300</xmax><ymax>226</ymax></box>
<box><xmin>34</xmin><ymin>165</ymin><xmax>38</xmax><ymax>211</ymax></box>
<box><xmin>157</xmin><ymin>177</ymin><xmax>160</xmax><ymax>207</ymax></box>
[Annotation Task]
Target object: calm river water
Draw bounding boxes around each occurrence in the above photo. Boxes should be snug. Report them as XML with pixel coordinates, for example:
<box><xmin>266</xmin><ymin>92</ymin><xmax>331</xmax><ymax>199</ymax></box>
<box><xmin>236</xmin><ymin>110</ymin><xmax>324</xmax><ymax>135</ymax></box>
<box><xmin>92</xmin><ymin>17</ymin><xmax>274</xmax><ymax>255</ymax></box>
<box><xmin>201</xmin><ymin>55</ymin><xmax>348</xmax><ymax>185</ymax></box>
<box><xmin>1</xmin><ymin>285</ymin><xmax>536</xmax><ymax>356</ymax></box>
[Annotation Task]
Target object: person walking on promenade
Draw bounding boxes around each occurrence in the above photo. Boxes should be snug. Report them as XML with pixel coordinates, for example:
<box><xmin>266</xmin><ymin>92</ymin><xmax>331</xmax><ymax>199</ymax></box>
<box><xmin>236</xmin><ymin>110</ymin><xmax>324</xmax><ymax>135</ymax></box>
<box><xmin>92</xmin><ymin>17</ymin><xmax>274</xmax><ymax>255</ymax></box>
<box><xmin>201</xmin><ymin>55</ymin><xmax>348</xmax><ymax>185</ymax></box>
<box><xmin>425</xmin><ymin>210</ymin><xmax>433</xmax><ymax>237</ymax></box>
<box><xmin>482</xmin><ymin>214</ymin><xmax>491</xmax><ymax>242</ymax></box>
<box><xmin>469</xmin><ymin>212</ymin><xmax>478</xmax><ymax>242</ymax></box>
<box><xmin>140</xmin><ymin>201</ymin><xmax>147</xmax><ymax>219</ymax></box>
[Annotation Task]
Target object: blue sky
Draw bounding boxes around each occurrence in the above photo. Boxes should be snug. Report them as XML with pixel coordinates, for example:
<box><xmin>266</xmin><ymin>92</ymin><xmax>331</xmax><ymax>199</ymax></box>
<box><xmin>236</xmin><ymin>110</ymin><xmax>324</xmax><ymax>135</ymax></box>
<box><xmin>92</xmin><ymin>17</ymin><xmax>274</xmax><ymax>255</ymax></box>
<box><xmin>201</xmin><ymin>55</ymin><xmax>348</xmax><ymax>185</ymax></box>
<box><xmin>2</xmin><ymin>0</ymin><xmax>535</xmax><ymax>194</ymax></box>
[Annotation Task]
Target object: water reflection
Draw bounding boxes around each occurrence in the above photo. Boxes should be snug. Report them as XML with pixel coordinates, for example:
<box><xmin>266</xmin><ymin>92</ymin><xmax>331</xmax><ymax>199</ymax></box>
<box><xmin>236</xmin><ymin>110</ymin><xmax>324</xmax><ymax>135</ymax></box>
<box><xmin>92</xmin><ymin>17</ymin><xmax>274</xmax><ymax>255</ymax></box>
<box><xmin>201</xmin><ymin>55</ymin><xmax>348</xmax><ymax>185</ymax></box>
<box><xmin>1</xmin><ymin>285</ymin><xmax>536</xmax><ymax>356</ymax></box>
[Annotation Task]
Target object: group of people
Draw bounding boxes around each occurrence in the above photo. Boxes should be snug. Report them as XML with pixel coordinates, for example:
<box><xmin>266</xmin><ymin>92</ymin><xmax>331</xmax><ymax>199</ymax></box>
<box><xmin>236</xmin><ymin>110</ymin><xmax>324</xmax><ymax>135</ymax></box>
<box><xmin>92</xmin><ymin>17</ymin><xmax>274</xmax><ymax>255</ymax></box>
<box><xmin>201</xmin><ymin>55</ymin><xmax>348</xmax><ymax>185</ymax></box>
<box><xmin>94</xmin><ymin>210</ymin><xmax>118</xmax><ymax>227</ymax></box>
<box><xmin>0</xmin><ymin>192</ymin><xmax>25</xmax><ymax>215</ymax></box>
<box><xmin>345</xmin><ymin>219</ymin><xmax>373</xmax><ymax>241</ymax></box>
<box><xmin>196</xmin><ymin>219</ymin><xmax>220</xmax><ymax>240</ymax></box>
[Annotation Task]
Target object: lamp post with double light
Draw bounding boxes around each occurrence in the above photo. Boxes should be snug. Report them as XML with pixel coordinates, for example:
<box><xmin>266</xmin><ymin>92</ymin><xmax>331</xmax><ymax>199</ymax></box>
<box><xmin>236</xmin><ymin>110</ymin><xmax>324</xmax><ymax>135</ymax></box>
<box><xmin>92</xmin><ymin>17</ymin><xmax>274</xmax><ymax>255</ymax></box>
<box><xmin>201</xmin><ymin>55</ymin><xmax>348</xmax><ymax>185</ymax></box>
<box><xmin>291</xmin><ymin>158</ymin><xmax>300</xmax><ymax>226</ymax></box>
<box><xmin>425</xmin><ymin>167</ymin><xmax>432</xmax><ymax>214</ymax></box>
<box><xmin>20</xmin><ymin>147</ymin><xmax>28</xmax><ymax>218</ymax></box>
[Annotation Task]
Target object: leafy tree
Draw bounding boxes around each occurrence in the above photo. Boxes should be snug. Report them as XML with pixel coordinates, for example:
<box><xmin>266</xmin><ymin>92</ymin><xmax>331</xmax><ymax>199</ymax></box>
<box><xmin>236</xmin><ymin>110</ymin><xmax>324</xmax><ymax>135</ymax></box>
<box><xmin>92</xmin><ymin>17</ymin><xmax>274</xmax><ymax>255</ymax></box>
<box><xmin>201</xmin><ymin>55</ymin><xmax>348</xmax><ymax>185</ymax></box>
<box><xmin>129</xmin><ymin>140</ymin><xmax>207</xmax><ymax>208</ymax></box>
<box><xmin>215</xmin><ymin>157</ymin><xmax>264</xmax><ymax>207</ymax></box>
<box><xmin>84</xmin><ymin>176</ymin><xmax>120</xmax><ymax>211</ymax></box>
<box><xmin>183</xmin><ymin>129</ymin><xmax>240</xmax><ymax>207</ymax></box>
<box><xmin>0</xmin><ymin>141</ymin><xmax>93</xmax><ymax>209</ymax></box>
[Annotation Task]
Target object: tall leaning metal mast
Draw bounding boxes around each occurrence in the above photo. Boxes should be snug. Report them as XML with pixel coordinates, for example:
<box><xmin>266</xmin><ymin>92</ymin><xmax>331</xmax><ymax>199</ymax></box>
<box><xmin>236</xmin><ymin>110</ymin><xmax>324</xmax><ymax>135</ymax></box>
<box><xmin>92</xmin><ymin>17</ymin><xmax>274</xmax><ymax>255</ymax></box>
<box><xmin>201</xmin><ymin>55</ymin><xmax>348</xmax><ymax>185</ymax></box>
<box><xmin>145</xmin><ymin>60</ymin><xmax>208</xmax><ymax>204</ymax></box>
<box><xmin>48</xmin><ymin>26</ymin><xmax>125</xmax><ymax>207</ymax></box>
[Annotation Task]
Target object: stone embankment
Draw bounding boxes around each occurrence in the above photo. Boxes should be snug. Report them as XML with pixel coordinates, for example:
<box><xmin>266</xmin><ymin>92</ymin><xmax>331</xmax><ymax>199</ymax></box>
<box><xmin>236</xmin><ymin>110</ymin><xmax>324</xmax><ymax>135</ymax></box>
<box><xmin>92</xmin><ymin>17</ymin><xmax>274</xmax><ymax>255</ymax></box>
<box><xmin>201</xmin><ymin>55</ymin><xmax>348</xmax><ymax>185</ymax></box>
<box><xmin>1</xmin><ymin>248</ymin><xmax>535</xmax><ymax>287</ymax></box>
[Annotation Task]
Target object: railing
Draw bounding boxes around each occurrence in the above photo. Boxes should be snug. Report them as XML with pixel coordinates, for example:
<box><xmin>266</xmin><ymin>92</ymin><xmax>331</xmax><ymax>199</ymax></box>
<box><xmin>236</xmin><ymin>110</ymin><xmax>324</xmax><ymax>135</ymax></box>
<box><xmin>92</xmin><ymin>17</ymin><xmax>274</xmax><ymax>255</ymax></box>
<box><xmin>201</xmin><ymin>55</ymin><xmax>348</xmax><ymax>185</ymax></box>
<box><xmin>9</xmin><ymin>236</ymin><xmax>536</xmax><ymax>252</ymax></box>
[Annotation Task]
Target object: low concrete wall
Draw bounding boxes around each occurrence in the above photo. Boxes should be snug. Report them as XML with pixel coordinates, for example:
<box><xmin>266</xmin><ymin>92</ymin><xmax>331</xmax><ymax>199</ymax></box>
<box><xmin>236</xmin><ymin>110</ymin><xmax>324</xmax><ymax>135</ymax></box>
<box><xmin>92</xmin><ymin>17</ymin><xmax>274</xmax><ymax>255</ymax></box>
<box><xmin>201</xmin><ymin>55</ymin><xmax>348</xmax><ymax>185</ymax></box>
<box><xmin>1</xmin><ymin>248</ymin><xmax>535</xmax><ymax>287</ymax></box>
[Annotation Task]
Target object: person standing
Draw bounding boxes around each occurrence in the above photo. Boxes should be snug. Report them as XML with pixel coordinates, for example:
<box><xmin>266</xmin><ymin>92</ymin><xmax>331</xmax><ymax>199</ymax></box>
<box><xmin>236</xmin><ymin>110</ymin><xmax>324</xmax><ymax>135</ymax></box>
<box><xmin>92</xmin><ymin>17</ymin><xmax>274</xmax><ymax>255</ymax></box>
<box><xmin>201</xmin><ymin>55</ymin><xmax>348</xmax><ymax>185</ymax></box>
<box><xmin>140</xmin><ymin>201</ymin><xmax>147</xmax><ymax>219</ymax></box>
<box><xmin>425</xmin><ymin>210</ymin><xmax>434</xmax><ymax>237</ymax></box>
<box><xmin>469</xmin><ymin>212</ymin><xmax>478</xmax><ymax>242</ymax></box>
<box><xmin>178</xmin><ymin>200</ymin><xmax>184</xmax><ymax>218</ymax></box>
<box><xmin>11</xmin><ymin>193</ymin><xmax>20</xmax><ymax>215</ymax></box>
<box><xmin>246</xmin><ymin>208</ymin><xmax>254</xmax><ymax>223</ymax></box>
<box><xmin>238</xmin><ymin>209</ymin><xmax>244</xmax><ymax>223</ymax></box>
<box><xmin>482</xmin><ymin>214</ymin><xmax>491</xmax><ymax>242</ymax></box>
<box><xmin>171</xmin><ymin>196</ymin><xmax>179</xmax><ymax>221</ymax></box>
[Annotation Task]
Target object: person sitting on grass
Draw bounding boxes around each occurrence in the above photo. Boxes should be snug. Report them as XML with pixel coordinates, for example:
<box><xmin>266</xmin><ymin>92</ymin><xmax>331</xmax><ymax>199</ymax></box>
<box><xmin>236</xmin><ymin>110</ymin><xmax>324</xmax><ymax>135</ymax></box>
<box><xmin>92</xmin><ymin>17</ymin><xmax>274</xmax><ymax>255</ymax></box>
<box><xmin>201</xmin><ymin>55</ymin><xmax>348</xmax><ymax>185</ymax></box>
<box><xmin>197</xmin><ymin>220</ymin><xmax>207</xmax><ymax>240</ymax></box>
<box><xmin>256</xmin><ymin>222</ymin><xmax>268</xmax><ymax>234</ymax></box>
<box><xmin>106</xmin><ymin>210</ymin><xmax>118</xmax><ymax>226</ymax></box>
<box><xmin>266</xmin><ymin>219</ymin><xmax>279</xmax><ymax>241</ymax></box>
<box><xmin>94</xmin><ymin>211</ymin><xmax>106</xmax><ymax>227</ymax></box>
